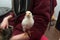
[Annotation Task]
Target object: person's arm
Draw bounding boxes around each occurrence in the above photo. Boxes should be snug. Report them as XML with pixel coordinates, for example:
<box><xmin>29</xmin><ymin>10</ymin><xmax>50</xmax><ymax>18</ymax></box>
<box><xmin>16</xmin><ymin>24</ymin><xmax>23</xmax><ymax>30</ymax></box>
<box><xmin>29</xmin><ymin>0</ymin><xmax>57</xmax><ymax>40</ymax></box>
<box><xmin>10</xmin><ymin>33</ymin><xmax>29</xmax><ymax>40</ymax></box>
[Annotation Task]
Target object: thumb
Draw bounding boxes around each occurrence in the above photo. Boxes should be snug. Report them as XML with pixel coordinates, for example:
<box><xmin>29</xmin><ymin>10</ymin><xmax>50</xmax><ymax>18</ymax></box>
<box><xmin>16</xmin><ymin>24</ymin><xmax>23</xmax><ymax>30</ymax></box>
<box><xmin>5</xmin><ymin>15</ymin><xmax>12</xmax><ymax>20</ymax></box>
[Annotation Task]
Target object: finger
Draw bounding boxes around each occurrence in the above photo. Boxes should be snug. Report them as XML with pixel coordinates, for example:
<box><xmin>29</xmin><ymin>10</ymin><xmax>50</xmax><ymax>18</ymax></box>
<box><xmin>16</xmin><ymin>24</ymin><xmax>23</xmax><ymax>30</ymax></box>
<box><xmin>5</xmin><ymin>15</ymin><xmax>13</xmax><ymax>20</ymax></box>
<box><xmin>1</xmin><ymin>23</ymin><xmax>8</xmax><ymax>29</ymax></box>
<box><xmin>6</xmin><ymin>23</ymin><xmax>9</xmax><ymax>29</ymax></box>
<box><xmin>4</xmin><ymin>22</ymin><xmax>9</xmax><ymax>29</ymax></box>
<box><xmin>2</xmin><ymin>24</ymin><xmax>7</xmax><ymax>29</ymax></box>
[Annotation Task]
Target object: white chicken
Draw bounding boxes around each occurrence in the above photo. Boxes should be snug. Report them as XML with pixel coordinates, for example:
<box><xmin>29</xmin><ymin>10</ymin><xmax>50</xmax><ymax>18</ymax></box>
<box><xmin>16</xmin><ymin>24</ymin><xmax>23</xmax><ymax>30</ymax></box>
<box><xmin>21</xmin><ymin>11</ymin><xmax>34</xmax><ymax>36</ymax></box>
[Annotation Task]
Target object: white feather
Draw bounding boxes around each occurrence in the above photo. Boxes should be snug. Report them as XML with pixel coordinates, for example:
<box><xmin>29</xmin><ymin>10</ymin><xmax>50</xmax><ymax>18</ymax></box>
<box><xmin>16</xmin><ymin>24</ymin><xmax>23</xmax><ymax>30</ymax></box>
<box><xmin>21</xmin><ymin>11</ymin><xmax>34</xmax><ymax>32</ymax></box>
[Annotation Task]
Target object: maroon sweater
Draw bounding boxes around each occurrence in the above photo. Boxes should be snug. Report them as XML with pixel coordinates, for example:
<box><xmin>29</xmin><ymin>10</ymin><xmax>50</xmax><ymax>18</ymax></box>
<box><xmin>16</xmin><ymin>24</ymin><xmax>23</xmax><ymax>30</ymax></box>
<box><xmin>0</xmin><ymin>0</ymin><xmax>57</xmax><ymax>40</ymax></box>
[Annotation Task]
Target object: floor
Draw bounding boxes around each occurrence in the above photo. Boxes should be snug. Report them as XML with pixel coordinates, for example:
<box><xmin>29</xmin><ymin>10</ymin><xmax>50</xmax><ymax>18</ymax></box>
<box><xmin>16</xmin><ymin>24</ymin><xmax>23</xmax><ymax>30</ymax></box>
<box><xmin>44</xmin><ymin>21</ymin><xmax>60</xmax><ymax>40</ymax></box>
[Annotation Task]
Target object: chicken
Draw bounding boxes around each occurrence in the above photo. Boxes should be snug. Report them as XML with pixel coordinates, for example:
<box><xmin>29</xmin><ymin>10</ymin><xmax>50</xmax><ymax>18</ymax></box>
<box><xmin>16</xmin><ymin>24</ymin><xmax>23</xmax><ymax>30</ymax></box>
<box><xmin>21</xmin><ymin>11</ymin><xmax>34</xmax><ymax>36</ymax></box>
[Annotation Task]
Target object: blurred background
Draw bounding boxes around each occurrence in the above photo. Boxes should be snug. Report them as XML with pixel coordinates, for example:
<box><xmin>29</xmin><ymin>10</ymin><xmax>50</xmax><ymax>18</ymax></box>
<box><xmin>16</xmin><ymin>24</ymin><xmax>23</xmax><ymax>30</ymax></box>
<box><xmin>0</xmin><ymin>0</ymin><xmax>12</xmax><ymax>9</ymax></box>
<box><xmin>54</xmin><ymin>0</ymin><xmax>60</xmax><ymax>20</ymax></box>
<box><xmin>0</xmin><ymin>0</ymin><xmax>59</xmax><ymax>20</ymax></box>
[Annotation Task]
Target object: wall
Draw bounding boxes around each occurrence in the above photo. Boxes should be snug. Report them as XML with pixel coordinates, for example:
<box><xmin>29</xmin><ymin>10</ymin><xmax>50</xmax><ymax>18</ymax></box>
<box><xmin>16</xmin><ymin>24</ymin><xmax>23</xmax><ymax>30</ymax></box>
<box><xmin>54</xmin><ymin>0</ymin><xmax>60</xmax><ymax>20</ymax></box>
<box><xmin>0</xmin><ymin>0</ymin><xmax>12</xmax><ymax>9</ymax></box>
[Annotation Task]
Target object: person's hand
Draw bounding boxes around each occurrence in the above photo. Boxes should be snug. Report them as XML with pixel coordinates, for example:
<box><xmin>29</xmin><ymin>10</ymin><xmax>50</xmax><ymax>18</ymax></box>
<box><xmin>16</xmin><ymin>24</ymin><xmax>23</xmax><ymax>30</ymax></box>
<box><xmin>10</xmin><ymin>33</ymin><xmax>30</xmax><ymax>40</ymax></box>
<box><xmin>0</xmin><ymin>15</ymin><xmax>12</xmax><ymax>29</ymax></box>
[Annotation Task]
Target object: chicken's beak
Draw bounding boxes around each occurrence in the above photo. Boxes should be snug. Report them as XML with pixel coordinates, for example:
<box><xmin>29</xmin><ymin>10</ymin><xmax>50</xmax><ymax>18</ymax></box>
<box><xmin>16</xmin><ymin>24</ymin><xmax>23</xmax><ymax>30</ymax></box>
<box><xmin>27</xmin><ymin>14</ymin><xmax>29</xmax><ymax>16</ymax></box>
<box><xmin>26</xmin><ymin>13</ymin><xmax>30</xmax><ymax>17</ymax></box>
